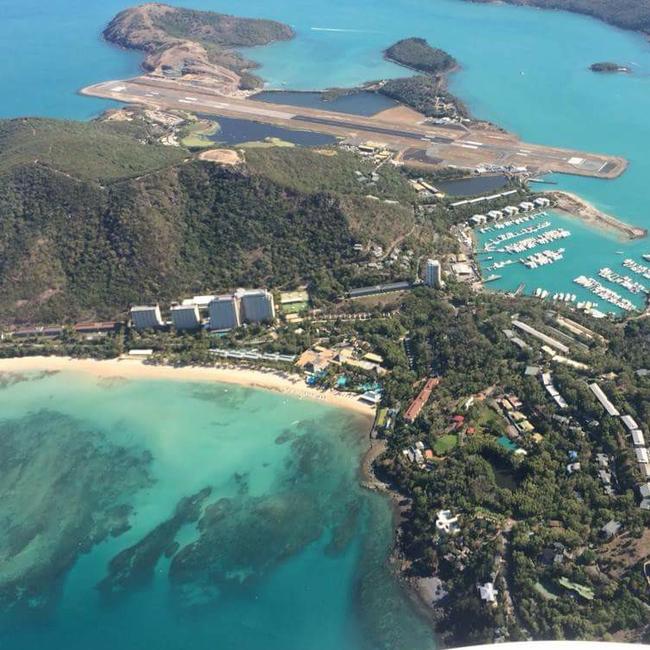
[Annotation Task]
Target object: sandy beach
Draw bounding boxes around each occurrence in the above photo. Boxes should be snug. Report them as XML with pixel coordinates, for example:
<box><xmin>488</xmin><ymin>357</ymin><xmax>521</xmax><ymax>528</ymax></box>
<box><xmin>0</xmin><ymin>356</ymin><xmax>376</xmax><ymax>421</ymax></box>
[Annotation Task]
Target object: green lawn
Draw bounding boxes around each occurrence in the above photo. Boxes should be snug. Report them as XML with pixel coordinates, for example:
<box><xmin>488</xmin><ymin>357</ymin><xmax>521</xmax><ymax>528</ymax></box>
<box><xmin>433</xmin><ymin>434</ymin><xmax>458</xmax><ymax>455</ymax></box>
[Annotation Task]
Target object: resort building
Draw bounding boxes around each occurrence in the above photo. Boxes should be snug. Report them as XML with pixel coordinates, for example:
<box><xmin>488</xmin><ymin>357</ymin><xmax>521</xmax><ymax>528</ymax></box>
<box><xmin>209</xmin><ymin>295</ymin><xmax>241</xmax><ymax>331</ymax></box>
<box><xmin>503</xmin><ymin>205</ymin><xmax>519</xmax><ymax>217</ymax></box>
<box><xmin>436</xmin><ymin>510</ymin><xmax>461</xmax><ymax>535</ymax></box>
<box><xmin>239</xmin><ymin>289</ymin><xmax>276</xmax><ymax>323</ymax></box>
<box><xmin>130</xmin><ymin>305</ymin><xmax>164</xmax><ymax>330</ymax></box>
<box><xmin>425</xmin><ymin>259</ymin><xmax>443</xmax><ymax>288</ymax></box>
<box><xmin>170</xmin><ymin>304</ymin><xmax>201</xmax><ymax>331</ymax></box>
<box><xmin>519</xmin><ymin>201</ymin><xmax>535</xmax><ymax>212</ymax></box>
<box><xmin>404</xmin><ymin>377</ymin><xmax>440</xmax><ymax>422</ymax></box>
<box><xmin>534</xmin><ymin>197</ymin><xmax>551</xmax><ymax>208</ymax></box>
<box><xmin>487</xmin><ymin>210</ymin><xmax>503</xmax><ymax>221</ymax></box>
<box><xmin>588</xmin><ymin>383</ymin><xmax>620</xmax><ymax>417</ymax></box>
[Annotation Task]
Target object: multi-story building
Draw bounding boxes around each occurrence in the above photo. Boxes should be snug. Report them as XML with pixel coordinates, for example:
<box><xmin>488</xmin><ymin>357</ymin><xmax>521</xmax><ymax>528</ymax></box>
<box><xmin>424</xmin><ymin>259</ymin><xmax>442</xmax><ymax>288</ymax></box>
<box><xmin>209</xmin><ymin>295</ymin><xmax>241</xmax><ymax>331</ymax></box>
<box><xmin>170</xmin><ymin>304</ymin><xmax>201</xmax><ymax>330</ymax></box>
<box><xmin>130</xmin><ymin>305</ymin><xmax>164</xmax><ymax>330</ymax></box>
<box><xmin>239</xmin><ymin>289</ymin><xmax>276</xmax><ymax>323</ymax></box>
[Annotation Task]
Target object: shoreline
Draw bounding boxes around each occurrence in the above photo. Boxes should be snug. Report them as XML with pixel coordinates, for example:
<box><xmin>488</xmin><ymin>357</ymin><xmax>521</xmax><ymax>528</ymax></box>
<box><xmin>0</xmin><ymin>356</ymin><xmax>376</xmax><ymax>421</ymax></box>
<box><xmin>548</xmin><ymin>190</ymin><xmax>647</xmax><ymax>240</ymax></box>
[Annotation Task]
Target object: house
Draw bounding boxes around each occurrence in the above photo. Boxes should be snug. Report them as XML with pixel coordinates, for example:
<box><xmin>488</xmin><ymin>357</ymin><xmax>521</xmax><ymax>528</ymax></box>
<box><xmin>436</xmin><ymin>510</ymin><xmax>461</xmax><ymax>535</ymax></box>
<box><xmin>567</xmin><ymin>462</ymin><xmax>581</xmax><ymax>474</ymax></box>
<box><xmin>478</xmin><ymin>582</ymin><xmax>498</xmax><ymax>604</ymax></box>
<box><xmin>601</xmin><ymin>520</ymin><xmax>622</xmax><ymax>539</ymax></box>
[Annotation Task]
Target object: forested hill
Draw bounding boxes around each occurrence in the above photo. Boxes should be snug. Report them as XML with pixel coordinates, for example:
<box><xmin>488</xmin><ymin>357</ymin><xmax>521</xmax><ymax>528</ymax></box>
<box><xmin>466</xmin><ymin>0</ymin><xmax>650</xmax><ymax>35</ymax></box>
<box><xmin>0</xmin><ymin>119</ymin><xmax>419</xmax><ymax>325</ymax></box>
<box><xmin>104</xmin><ymin>3</ymin><xmax>294</xmax><ymax>89</ymax></box>
<box><xmin>384</xmin><ymin>38</ymin><xmax>457</xmax><ymax>75</ymax></box>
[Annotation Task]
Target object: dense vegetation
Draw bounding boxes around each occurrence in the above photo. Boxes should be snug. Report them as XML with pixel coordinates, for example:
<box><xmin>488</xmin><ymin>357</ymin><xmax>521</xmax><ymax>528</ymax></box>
<box><xmin>468</xmin><ymin>0</ymin><xmax>650</xmax><ymax>35</ymax></box>
<box><xmin>0</xmin><ymin>119</ymin><xmax>423</xmax><ymax>325</ymax></box>
<box><xmin>0</xmin><ymin>118</ymin><xmax>186</xmax><ymax>183</ymax></box>
<box><xmin>384</xmin><ymin>38</ymin><xmax>457</xmax><ymax>75</ymax></box>
<box><xmin>380</xmin><ymin>76</ymin><xmax>467</xmax><ymax>119</ymax></box>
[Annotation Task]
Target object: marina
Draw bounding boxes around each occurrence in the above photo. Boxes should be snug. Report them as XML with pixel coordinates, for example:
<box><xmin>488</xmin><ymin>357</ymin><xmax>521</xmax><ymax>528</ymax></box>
<box><xmin>521</xmin><ymin>248</ymin><xmax>565</xmax><ymax>269</ymax></box>
<box><xmin>623</xmin><ymin>258</ymin><xmax>650</xmax><ymax>280</ymax></box>
<box><xmin>574</xmin><ymin>276</ymin><xmax>637</xmax><ymax>312</ymax></box>
<box><xmin>598</xmin><ymin>267</ymin><xmax>648</xmax><ymax>295</ymax></box>
<box><xmin>501</xmin><ymin>227</ymin><xmax>571</xmax><ymax>254</ymax></box>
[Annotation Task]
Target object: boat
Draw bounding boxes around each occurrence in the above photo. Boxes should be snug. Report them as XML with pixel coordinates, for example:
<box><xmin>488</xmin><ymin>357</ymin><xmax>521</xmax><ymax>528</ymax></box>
<box><xmin>484</xmin><ymin>274</ymin><xmax>502</xmax><ymax>283</ymax></box>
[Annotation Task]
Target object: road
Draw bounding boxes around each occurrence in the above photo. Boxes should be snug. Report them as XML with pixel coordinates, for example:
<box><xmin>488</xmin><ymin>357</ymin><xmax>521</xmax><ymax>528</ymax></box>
<box><xmin>81</xmin><ymin>76</ymin><xmax>628</xmax><ymax>179</ymax></box>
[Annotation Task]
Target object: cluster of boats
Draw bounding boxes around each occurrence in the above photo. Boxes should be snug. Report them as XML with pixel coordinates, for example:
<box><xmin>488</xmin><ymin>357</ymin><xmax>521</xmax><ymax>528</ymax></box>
<box><xmin>486</xmin><ymin>259</ymin><xmax>516</xmax><ymax>272</ymax></box>
<box><xmin>623</xmin><ymin>258</ymin><xmax>650</xmax><ymax>281</ymax></box>
<box><xmin>478</xmin><ymin>212</ymin><xmax>544</xmax><ymax>234</ymax></box>
<box><xmin>533</xmin><ymin>287</ymin><xmax>576</xmax><ymax>302</ymax></box>
<box><xmin>598</xmin><ymin>267</ymin><xmax>648</xmax><ymax>295</ymax></box>
<box><xmin>484</xmin><ymin>220</ymin><xmax>551</xmax><ymax>252</ymax></box>
<box><xmin>521</xmin><ymin>248</ymin><xmax>564</xmax><ymax>269</ymax></box>
<box><xmin>574</xmin><ymin>276</ymin><xmax>636</xmax><ymax>312</ymax></box>
<box><xmin>502</xmin><ymin>228</ymin><xmax>571</xmax><ymax>254</ymax></box>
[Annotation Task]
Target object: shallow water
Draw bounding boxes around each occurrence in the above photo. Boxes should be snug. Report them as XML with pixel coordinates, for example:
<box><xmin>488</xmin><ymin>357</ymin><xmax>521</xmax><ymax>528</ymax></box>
<box><xmin>0</xmin><ymin>369</ymin><xmax>434</xmax><ymax>650</ymax></box>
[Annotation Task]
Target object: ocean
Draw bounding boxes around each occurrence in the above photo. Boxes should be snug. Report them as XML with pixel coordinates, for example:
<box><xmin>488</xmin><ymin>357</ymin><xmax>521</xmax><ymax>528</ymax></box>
<box><xmin>0</xmin><ymin>368</ymin><xmax>434</xmax><ymax>650</ymax></box>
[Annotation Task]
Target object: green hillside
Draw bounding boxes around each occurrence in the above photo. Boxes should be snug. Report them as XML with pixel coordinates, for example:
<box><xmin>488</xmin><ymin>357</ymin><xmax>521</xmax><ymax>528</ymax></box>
<box><xmin>0</xmin><ymin>119</ymin><xmax>421</xmax><ymax>325</ymax></box>
<box><xmin>0</xmin><ymin>118</ymin><xmax>187</xmax><ymax>183</ymax></box>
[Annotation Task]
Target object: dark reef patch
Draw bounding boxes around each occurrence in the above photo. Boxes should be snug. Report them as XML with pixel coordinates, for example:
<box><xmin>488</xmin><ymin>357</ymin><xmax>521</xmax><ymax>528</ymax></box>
<box><xmin>0</xmin><ymin>410</ymin><xmax>153</xmax><ymax>613</ymax></box>
<box><xmin>97</xmin><ymin>487</ymin><xmax>212</xmax><ymax>597</ymax></box>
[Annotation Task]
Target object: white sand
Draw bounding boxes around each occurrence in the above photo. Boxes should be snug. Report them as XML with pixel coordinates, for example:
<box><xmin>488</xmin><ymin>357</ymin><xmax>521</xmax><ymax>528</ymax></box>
<box><xmin>0</xmin><ymin>356</ymin><xmax>376</xmax><ymax>421</ymax></box>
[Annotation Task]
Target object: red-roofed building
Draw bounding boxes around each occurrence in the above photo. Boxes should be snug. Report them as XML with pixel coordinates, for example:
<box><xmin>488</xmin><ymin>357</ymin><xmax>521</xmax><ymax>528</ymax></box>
<box><xmin>404</xmin><ymin>377</ymin><xmax>440</xmax><ymax>423</ymax></box>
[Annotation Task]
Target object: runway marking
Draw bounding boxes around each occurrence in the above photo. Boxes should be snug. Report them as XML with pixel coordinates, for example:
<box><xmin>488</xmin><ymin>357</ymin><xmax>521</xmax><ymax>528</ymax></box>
<box><xmin>451</xmin><ymin>142</ymin><xmax>479</xmax><ymax>149</ymax></box>
<box><xmin>464</xmin><ymin>140</ymin><xmax>483</xmax><ymax>146</ymax></box>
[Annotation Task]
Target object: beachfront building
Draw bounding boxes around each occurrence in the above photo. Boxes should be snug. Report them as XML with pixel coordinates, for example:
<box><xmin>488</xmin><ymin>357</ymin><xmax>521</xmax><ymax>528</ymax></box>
<box><xmin>503</xmin><ymin>205</ymin><xmax>519</xmax><ymax>217</ymax></box>
<box><xmin>130</xmin><ymin>305</ymin><xmax>164</xmax><ymax>330</ymax></box>
<box><xmin>534</xmin><ymin>197</ymin><xmax>551</xmax><ymax>208</ymax></box>
<box><xmin>487</xmin><ymin>210</ymin><xmax>503</xmax><ymax>221</ymax></box>
<box><xmin>240</xmin><ymin>289</ymin><xmax>276</xmax><ymax>323</ymax></box>
<box><xmin>519</xmin><ymin>201</ymin><xmax>535</xmax><ymax>212</ymax></box>
<box><xmin>209</xmin><ymin>295</ymin><xmax>241</xmax><ymax>331</ymax></box>
<box><xmin>425</xmin><ymin>259</ymin><xmax>443</xmax><ymax>288</ymax></box>
<box><xmin>170</xmin><ymin>304</ymin><xmax>201</xmax><ymax>331</ymax></box>
<box><xmin>470</xmin><ymin>214</ymin><xmax>487</xmax><ymax>226</ymax></box>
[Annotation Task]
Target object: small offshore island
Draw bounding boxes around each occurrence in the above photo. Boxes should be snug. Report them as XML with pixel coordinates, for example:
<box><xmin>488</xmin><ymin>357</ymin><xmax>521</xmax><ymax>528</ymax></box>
<box><xmin>590</xmin><ymin>61</ymin><xmax>631</xmax><ymax>73</ymax></box>
<box><xmin>2</xmin><ymin>1</ymin><xmax>650</xmax><ymax>649</ymax></box>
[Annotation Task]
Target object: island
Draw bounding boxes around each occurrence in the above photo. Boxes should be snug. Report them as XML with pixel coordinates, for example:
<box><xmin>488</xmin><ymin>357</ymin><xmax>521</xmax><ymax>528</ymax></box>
<box><xmin>376</xmin><ymin>37</ymin><xmax>469</xmax><ymax>122</ymax></box>
<box><xmin>2</xmin><ymin>2</ymin><xmax>650</xmax><ymax>646</ymax></box>
<box><xmin>590</xmin><ymin>61</ymin><xmax>631</xmax><ymax>73</ymax></box>
<box><xmin>103</xmin><ymin>2</ymin><xmax>294</xmax><ymax>91</ymax></box>
<box><xmin>384</xmin><ymin>37</ymin><xmax>458</xmax><ymax>76</ymax></box>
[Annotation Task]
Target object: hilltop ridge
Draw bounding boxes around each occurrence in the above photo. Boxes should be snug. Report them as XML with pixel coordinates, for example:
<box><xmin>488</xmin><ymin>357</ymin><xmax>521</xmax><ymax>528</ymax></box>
<box><xmin>103</xmin><ymin>3</ymin><xmax>294</xmax><ymax>91</ymax></box>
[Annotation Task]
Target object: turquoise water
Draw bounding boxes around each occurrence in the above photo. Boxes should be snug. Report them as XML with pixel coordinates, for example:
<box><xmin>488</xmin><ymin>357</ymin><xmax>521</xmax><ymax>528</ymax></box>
<box><xmin>476</xmin><ymin>210</ymin><xmax>646</xmax><ymax>313</ymax></box>
<box><xmin>2</xmin><ymin>0</ymin><xmax>649</xmax><ymax>308</ymax></box>
<box><xmin>0</xmin><ymin>369</ymin><xmax>434</xmax><ymax>650</ymax></box>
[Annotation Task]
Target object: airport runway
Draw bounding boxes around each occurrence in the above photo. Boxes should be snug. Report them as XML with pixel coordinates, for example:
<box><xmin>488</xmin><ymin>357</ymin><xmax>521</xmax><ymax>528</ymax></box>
<box><xmin>81</xmin><ymin>76</ymin><xmax>628</xmax><ymax>179</ymax></box>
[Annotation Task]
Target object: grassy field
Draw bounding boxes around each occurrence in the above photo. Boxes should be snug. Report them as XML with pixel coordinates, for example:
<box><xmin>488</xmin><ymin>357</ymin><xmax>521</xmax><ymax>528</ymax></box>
<box><xmin>433</xmin><ymin>434</ymin><xmax>458</xmax><ymax>455</ymax></box>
